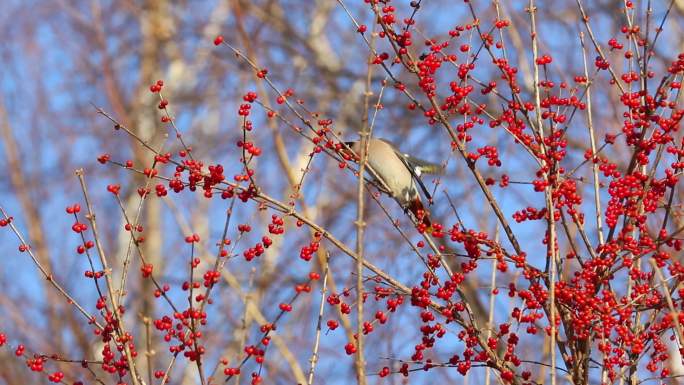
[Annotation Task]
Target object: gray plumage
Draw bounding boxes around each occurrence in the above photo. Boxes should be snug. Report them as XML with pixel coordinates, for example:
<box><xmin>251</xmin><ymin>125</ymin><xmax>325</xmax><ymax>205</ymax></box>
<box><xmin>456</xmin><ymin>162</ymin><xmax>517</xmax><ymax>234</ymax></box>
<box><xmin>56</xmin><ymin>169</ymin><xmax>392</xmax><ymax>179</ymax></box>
<box><xmin>346</xmin><ymin>138</ymin><xmax>441</xmax><ymax>224</ymax></box>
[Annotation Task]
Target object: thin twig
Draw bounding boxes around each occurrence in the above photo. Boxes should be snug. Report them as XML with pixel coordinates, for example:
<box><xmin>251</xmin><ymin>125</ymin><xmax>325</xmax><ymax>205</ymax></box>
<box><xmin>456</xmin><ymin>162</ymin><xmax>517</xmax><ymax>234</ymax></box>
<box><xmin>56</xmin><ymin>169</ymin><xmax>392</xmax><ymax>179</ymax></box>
<box><xmin>579</xmin><ymin>31</ymin><xmax>604</xmax><ymax>246</ymax></box>
<box><xmin>75</xmin><ymin>170</ymin><xmax>143</xmax><ymax>385</ymax></box>
<box><xmin>0</xmin><ymin>207</ymin><xmax>104</xmax><ymax>331</ymax></box>
<box><xmin>527</xmin><ymin>2</ymin><xmax>557</xmax><ymax>385</ymax></box>
<box><xmin>307</xmin><ymin>256</ymin><xmax>330</xmax><ymax>385</ymax></box>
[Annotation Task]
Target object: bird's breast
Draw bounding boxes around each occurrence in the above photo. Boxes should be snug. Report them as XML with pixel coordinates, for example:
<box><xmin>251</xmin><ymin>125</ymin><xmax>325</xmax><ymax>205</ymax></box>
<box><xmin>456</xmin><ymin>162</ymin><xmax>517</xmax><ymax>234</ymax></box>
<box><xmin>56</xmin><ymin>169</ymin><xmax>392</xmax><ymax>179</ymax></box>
<box><xmin>369</xmin><ymin>158</ymin><xmax>417</xmax><ymax>205</ymax></box>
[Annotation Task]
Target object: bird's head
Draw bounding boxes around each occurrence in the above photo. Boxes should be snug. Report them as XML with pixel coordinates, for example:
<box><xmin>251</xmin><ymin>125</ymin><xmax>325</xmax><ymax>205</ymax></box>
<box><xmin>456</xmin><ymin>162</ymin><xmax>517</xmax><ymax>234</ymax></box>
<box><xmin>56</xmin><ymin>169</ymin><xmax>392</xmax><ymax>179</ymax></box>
<box><xmin>340</xmin><ymin>141</ymin><xmax>359</xmax><ymax>160</ymax></box>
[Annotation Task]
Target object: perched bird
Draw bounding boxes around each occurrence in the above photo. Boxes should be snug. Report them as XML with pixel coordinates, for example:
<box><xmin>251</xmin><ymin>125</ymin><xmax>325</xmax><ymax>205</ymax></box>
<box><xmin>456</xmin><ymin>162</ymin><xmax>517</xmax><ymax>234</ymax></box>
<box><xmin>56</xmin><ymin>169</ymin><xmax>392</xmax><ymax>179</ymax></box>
<box><xmin>343</xmin><ymin>138</ymin><xmax>441</xmax><ymax>226</ymax></box>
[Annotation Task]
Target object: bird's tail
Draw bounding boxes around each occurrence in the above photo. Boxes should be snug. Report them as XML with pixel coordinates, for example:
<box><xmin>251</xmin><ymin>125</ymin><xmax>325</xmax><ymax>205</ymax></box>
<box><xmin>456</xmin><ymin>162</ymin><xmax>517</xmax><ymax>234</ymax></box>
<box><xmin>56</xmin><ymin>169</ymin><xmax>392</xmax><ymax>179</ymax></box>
<box><xmin>408</xmin><ymin>197</ymin><xmax>431</xmax><ymax>230</ymax></box>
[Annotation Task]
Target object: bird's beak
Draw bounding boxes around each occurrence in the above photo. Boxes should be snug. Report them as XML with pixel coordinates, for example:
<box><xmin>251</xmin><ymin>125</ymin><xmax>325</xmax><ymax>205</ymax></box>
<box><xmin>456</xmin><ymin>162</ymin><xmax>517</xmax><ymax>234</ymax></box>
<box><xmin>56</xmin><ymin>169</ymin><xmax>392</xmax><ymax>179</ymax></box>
<box><xmin>340</xmin><ymin>141</ymin><xmax>357</xmax><ymax>160</ymax></box>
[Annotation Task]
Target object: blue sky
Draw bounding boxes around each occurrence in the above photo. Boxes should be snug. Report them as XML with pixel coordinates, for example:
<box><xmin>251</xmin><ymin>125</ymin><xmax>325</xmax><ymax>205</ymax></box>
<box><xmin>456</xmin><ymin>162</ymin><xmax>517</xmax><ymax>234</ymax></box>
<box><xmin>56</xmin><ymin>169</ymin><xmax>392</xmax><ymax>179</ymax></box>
<box><xmin>2</xmin><ymin>1</ymin><xmax>683</xmax><ymax>384</ymax></box>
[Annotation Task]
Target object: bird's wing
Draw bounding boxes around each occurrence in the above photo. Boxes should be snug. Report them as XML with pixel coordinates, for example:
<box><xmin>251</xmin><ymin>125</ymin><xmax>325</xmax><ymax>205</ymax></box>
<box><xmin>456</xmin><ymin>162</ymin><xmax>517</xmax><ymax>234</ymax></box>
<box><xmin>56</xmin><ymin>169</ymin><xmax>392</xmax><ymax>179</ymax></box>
<box><xmin>394</xmin><ymin>149</ymin><xmax>433</xmax><ymax>203</ymax></box>
<box><xmin>401</xmin><ymin>154</ymin><xmax>443</xmax><ymax>175</ymax></box>
<box><xmin>378</xmin><ymin>139</ymin><xmax>443</xmax><ymax>175</ymax></box>
<box><xmin>376</xmin><ymin>139</ymin><xmax>440</xmax><ymax>203</ymax></box>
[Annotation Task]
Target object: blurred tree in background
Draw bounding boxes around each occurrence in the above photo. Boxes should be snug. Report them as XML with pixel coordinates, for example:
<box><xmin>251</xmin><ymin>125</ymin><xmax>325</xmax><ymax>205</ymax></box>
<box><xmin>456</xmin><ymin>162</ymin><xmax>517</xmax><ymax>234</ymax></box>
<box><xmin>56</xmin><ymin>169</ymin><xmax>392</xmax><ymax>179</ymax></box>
<box><xmin>4</xmin><ymin>1</ymin><xmax>684</xmax><ymax>384</ymax></box>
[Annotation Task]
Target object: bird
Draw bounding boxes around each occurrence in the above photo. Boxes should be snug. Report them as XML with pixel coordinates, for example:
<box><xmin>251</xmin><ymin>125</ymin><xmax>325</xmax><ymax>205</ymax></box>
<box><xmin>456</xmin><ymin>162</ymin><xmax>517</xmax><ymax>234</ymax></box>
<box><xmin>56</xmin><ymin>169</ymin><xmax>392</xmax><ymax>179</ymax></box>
<box><xmin>343</xmin><ymin>138</ymin><xmax>442</xmax><ymax>227</ymax></box>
